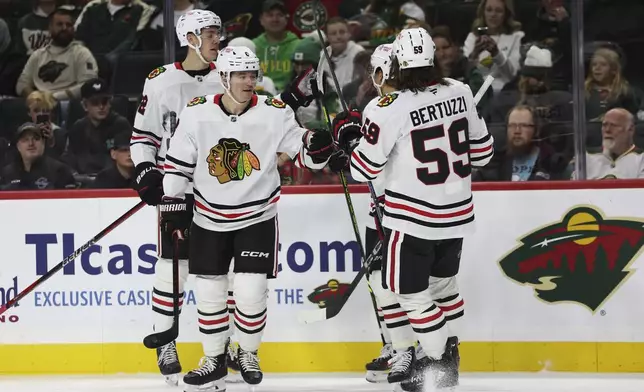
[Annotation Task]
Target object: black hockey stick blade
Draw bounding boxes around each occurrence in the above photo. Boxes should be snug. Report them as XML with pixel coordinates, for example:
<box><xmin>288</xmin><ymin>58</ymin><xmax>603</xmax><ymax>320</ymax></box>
<box><xmin>0</xmin><ymin>201</ymin><xmax>146</xmax><ymax>317</ymax></box>
<box><xmin>143</xmin><ymin>231</ymin><xmax>182</xmax><ymax>349</ymax></box>
<box><xmin>297</xmin><ymin>239</ymin><xmax>382</xmax><ymax>324</ymax></box>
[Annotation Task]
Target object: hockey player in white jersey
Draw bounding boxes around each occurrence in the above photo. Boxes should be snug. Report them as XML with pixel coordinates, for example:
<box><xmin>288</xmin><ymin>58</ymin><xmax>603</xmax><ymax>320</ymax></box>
<box><xmin>161</xmin><ymin>46</ymin><xmax>334</xmax><ymax>391</ymax></box>
<box><xmin>352</xmin><ymin>44</ymin><xmax>419</xmax><ymax>385</ymax></box>
<box><xmin>131</xmin><ymin>10</ymin><xmax>226</xmax><ymax>385</ymax></box>
<box><xmin>131</xmin><ymin>10</ymin><xmax>320</xmax><ymax>385</ymax></box>
<box><xmin>330</xmin><ymin>28</ymin><xmax>493</xmax><ymax>391</ymax></box>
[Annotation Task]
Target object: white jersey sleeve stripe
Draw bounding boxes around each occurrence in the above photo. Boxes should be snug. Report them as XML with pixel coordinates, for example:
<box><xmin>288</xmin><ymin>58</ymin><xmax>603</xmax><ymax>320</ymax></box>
<box><xmin>166</xmin><ymin>154</ymin><xmax>197</xmax><ymax>169</ymax></box>
<box><xmin>351</xmin><ymin>150</ymin><xmax>386</xmax><ymax>175</ymax></box>
<box><xmin>133</xmin><ymin>127</ymin><xmax>163</xmax><ymax>142</ymax></box>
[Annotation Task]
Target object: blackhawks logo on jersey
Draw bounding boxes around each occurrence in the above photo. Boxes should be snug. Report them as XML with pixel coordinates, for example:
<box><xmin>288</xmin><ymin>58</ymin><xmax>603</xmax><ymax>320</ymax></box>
<box><xmin>307</xmin><ymin>279</ymin><xmax>351</xmax><ymax>309</ymax></box>
<box><xmin>377</xmin><ymin>93</ymin><xmax>399</xmax><ymax>107</ymax></box>
<box><xmin>187</xmin><ymin>96</ymin><xmax>207</xmax><ymax>107</ymax></box>
<box><xmin>265</xmin><ymin>97</ymin><xmax>286</xmax><ymax>109</ymax></box>
<box><xmin>498</xmin><ymin>206</ymin><xmax>644</xmax><ymax>313</ymax></box>
<box><xmin>207</xmin><ymin>138</ymin><xmax>261</xmax><ymax>184</ymax></box>
<box><xmin>147</xmin><ymin>66</ymin><xmax>166</xmax><ymax>80</ymax></box>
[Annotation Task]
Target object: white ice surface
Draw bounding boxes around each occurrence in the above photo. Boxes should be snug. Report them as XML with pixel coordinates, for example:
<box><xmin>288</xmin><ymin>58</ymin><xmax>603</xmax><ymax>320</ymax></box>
<box><xmin>0</xmin><ymin>373</ymin><xmax>643</xmax><ymax>392</ymax></box>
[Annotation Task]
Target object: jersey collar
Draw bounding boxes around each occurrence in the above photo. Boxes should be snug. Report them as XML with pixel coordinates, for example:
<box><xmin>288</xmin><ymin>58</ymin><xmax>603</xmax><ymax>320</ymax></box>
<box><xmin>214</xmin><ymin>94</ymin><xmax>258</xmax><ymax>117</ymax></box>
<box><xmin>174</xmin><ymin>62</ymin><xmax>216</xmax><ymax>71</ymax></box>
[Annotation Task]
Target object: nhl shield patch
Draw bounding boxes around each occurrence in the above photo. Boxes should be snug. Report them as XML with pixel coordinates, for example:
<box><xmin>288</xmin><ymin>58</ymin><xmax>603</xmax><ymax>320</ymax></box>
<box><xmin>187</xmin><ymin>96</ymin><xmax>207</xmax><ymax>107</ymax></box>
<box><xmin>265</xmin><ymin>97</ymin><xmax>286</xmax><ymax>109</ymax></box>
<box><xmin>147</xmin><ymin>66</ymin><xmax>166</xmax><ymax>80</ymax></box>
<box><xmin>377</xmin><ymin>93</ymin><xmax>399</xmax><ymax>107</ymax></box>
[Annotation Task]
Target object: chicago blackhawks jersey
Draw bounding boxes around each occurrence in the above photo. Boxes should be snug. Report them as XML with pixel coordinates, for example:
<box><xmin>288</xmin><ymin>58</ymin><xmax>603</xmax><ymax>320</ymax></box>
<box><xmin>131</xmin><ymin>62</ymin><xmax>223</xmax><ymax>179</ymax></box>
<box><xmin>350</xmin><ymin>78</ymin><xmax>494</xmax><ymax>240</ymax></box>
<box><xmin>163</xmin><ymin>94</ymin><xmax>326</xmax><ymax>232</ymax></box>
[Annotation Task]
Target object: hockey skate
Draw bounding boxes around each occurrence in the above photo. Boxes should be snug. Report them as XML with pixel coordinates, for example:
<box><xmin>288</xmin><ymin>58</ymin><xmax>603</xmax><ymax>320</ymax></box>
<box><xmin>183</xmin><ymin>354</ymin><xmax>227</xmax><ymax>392</ymax></box>
<box><xmin>387</xmin><ymin>346</ymin><xmax>415</xmax><ymax>384</ymax></box>
<box><xmin>157</xmin><ymin>341</ymin><xmax>182</xmax><ymax>386</ymax></box>
<box><xmin>399</xmin><ymin>343</ymin><xmax>459</xmax><ymax>392</ymax></box>
<box><xmin>225</xmin><ymin>338</ymin><xmax>243</xmax><ymax>383</ymax></box>
<box><xmin>365</xmin><ymin>343</ymin><xmax>393</xmax><ymax>383</ymax></box>
<box><xmin>237</xmin><ymin>348</ymin><xmax>263</xmax><ymax>387</ymax></box>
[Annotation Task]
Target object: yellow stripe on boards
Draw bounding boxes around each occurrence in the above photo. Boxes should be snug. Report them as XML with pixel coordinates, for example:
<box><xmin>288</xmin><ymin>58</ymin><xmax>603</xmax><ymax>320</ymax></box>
<box><xmin>1</xmin><ymin>342</ymin><xmax>644</xmax><ymax>374</ymax></box>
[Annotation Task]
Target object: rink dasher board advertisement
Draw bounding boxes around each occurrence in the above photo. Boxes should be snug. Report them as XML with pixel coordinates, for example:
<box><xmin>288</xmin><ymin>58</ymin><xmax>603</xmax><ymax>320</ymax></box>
<box><xmin>1</xmin><ymin>186</ymin><xmax>644</xmax><ymax>373</ymax></box>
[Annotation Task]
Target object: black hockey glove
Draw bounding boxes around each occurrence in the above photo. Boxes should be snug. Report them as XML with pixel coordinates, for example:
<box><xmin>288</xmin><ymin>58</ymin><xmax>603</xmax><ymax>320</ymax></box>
<box><xmin>134</xmin><ymin>162</ymin><xmax>164</xmax><ymax>206</ymax></box>
<box><xmin>159</xmin><ymin>197</ymin><xmax>190</xmax><ymax>240</ymax></box>
<box><xmin>332</xmin><ymin>110</ymin><xmax>363</xmax><ymax>153</ymax></box>
<box><xmin>302</xmin><ymin>129</ymin><xmax>334</xmax><ymax>164</ymax></box>
<box><xmin>281</xmin><ymin>66</ymin><xmax>320</xmax><ymax>111</ymax></box>
<box><xmin>327</xmin><ymin>148</ymin><xmax>350</xmax><ymax>173</ymax></box>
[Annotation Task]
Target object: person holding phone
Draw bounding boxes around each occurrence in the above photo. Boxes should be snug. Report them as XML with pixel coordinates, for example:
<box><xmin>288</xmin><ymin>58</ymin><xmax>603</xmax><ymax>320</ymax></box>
<box><xmin>463</xmin><ymin>0</ymin><xmax>524</xmax><ymax>93</ymax></box>
<box><xmin>25</xmin><ymin>90</ymin><xmax>67</xmax><ymax>160</ymax></box>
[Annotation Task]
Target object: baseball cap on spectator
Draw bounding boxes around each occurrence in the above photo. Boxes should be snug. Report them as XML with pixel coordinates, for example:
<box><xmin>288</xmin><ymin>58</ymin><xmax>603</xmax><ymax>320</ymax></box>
<box><xmin>262</xmin><ymin>0</ymin><xmax>287</xmax><ymax>14</ymax></box>
<box><xmin>292</xmin><ymin>37</ymin><xmax>322</xmax><ymax>65</ymax></box>
<box><xmin>106</xmin><ymin>132</ymin><xmax>131</xmax><ymax>151</ymax></box>
<box><xmin>81</xmin><ymin>78</ymin><xmax>111</xmax><ymax>100</ymax></box>
<box><xmin>14</xmin><ymin>122</ymin><xmax>42</xmax><ymax>142</ymax></box>
<box><xmin>400</xmin><ymin>2</ymin><xmax>426</xmax><ymax>22</ymax></box>
<box><xmin>521</xmin><ymin>46</ymin><xmax>553</xmax><ymax>79</ymax></box>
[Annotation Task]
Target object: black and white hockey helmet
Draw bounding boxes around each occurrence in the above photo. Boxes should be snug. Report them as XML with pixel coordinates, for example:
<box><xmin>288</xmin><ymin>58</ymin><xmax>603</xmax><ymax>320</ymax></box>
<box><xmin>176</xmin><ymin>10</ymin><xmax>223</xmax><ymax>47</ymax></box>
<box><xmin>393</xmin><ymin>27</ymin><xmax>435</xmax><ymax>69</ymax></box>
<box><xmin>370</xmin><ymin>43</ymin><xmax>393</xmax><ymax>88</ymax></box>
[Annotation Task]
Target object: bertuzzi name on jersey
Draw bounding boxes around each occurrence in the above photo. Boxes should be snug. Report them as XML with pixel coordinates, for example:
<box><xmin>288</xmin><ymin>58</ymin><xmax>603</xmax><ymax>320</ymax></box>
<box><xmin>409</xmin><ymin>95</ymin><xmax>468</xmax><ymax>126</ymax></box>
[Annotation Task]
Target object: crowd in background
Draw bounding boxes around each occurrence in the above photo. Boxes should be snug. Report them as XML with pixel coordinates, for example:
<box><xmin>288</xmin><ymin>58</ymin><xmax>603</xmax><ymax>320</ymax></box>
<box><xmin>0</xmin><ymin>0</ymin><xmax>643</xmax><ymax>190</ymax></box>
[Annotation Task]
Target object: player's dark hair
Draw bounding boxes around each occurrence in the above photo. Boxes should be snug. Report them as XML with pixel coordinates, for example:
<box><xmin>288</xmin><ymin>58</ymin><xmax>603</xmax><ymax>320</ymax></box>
<box><xmin>390</xmin><ymin>56</ymin><xmax>448</xmax><ymax>93</ymax></box>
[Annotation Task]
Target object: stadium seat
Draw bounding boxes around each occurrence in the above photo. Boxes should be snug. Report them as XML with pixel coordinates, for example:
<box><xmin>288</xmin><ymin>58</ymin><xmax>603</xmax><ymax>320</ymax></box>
<box><xmin>0</xmin><ymin>97</ymin><xmax>30</xmax><ymax>141</ymax></box>
<box><xmin>110</xmin><ymin>51</ymin><xmax>164</xmax><ymax>97</ymax></box>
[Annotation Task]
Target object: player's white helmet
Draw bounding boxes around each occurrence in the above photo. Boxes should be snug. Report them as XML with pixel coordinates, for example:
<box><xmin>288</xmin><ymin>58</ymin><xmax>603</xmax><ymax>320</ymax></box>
<box><xmin>370</xmin><ymin>43</ymin><xmax>393</xmax><ymax>91</ymax></box>
<box><xmin>176</xmin><ymin>10</ymin><xmax>223</xmax><ymax>47</ymax></box>
<box><xmin>393</xmin><ymin>27</ymin><xmax>435</xmax><ymax>69</ymax></box>
<box><xmin>216</xmin><ymin>46</ymin><xmax>263</xmax><ymax>102</ymax></box>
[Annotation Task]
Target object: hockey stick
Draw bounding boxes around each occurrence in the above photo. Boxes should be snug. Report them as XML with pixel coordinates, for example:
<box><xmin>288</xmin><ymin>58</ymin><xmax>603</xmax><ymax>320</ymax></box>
<box><xmin>143</xmin><ymin>231</ymin><xmax>182</xmax><ymax>349</ymax></box>
<box><xmin>298</xmin><ymin>75</ymin><xmax>495</xmax><ymax>324</ymax></box>
<box><xmin>0</xmin><ymin>201</ymin><xmax>146</xmax><ymax>316</ymax></box>
<box><xmin>297</xmin><ymin>2</ymin><xmax>384</xmax><ymax>326</ymax></box>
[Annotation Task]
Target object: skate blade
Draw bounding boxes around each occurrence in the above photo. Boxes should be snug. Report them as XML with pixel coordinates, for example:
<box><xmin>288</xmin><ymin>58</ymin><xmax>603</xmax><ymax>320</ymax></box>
<box><xmin>225</xmin><ymin>371</ymin><xmax>244</xmax><ymax>383</ymax></box>
<box><xmin>365</xmin><ymin>370</ymin><xmax>389</xmax><ymax>383</ymax></box>
<box><xmin>183</xmin><ymin>379</ymin><xmax>226</xmax><ymax>392</ymax></box>
<box><xmin>164</xmin><ymin>374</ymin><xmax>180</xmax><ymax>387</ymax></box>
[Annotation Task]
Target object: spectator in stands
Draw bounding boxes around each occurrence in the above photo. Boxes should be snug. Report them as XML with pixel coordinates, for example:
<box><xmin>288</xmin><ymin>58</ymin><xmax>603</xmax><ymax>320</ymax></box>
<box><xmin>342</xmin><ymin>50</ymin><xmax>376</xmax><ymax>112</ymax></box>
<box><xmin>585</xmin><ymin>47</ymin><xmax>639</xmax><ymax>121</ymax></box>
<box><xmin>362</xmin><ymin>0</ymin><xmax>425</xmax><ymax>46</ymax></box>
<box><xmin>0</xmin><ymin>122</ymin><xmax>76</xmax><ymax>190</ymax></box>
<box><xmin>432</xmin><ymin>25</ymin><xmax>491</xmax><ymax>110</ymax></box>
<box><xmin>319</xmin><ymin>17</ymin><xmax>365</xmax><ymax>94</ymax></box>
<box><xmin>0</xmin><ymin>17</ymin><xmax>9</xmax><ymax>55</ymax></box>
<box><xmin>14</xmin><ymin>0</ymin><xmax>56</xmax><ymax>56</ymax></box>
<box><xmin>488</xmin><ymin>46</ymin><xmax>572</xmax><ymax>123</ymax></box>
<box><xmin>473</xmin><ymin>105</ymin><xmax>567</xmax><ymax>181</ymax></box>
<box><xmin>63</xmin><ymin>77</ymin><xmax>131</xmax><ymax>175</ymax></box>
<box><xmin>91</xmin><ymin>131</ymin><xmax>133</xmax><ymax>188</ymax></box>
<box><xmin>524</xmin><ymin>0</ymin><xmax>571</xmax><ymax>91</ymax></box>
<box><xmin>16</xmin><ymin>7</ymin><xmax>98</xmax><ymax>100</ymax></box>
<box><xmin>463</xmin><ymin>0</ymin><xmax>524</xmax><ymax>93</ymax></box>
<box><xmin>74</xmin><ymin>0</ymin><xmax>155</xmax><ymax>59</ymax></box>
<box><xmin>573</xmin><ymin>108</ymin><xmax>644</xmax><ymax>180</ymax></box>
<box><xmin>26</xmin><ymin>91</ymin><xmax>67</xmax><ymax>159</ymax></box>
<box><xmin>253</xmin><ymin>0</ymin><xmax>301</xmax><ymax>93</ymax></box>
<box><xmin>226</xmin><ymin>36</ymin><xmax>278</xmax><ymax>96</ymax></box>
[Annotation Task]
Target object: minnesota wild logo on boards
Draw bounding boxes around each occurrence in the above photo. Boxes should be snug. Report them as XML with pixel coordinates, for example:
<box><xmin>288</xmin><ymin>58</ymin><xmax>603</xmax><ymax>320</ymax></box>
<box><xmin>377</xmin><ymin>93</ymin><xmax>399</xmax><ymax>107</ymax></box>
<box><xmin>147</xmin><ymin>66</ymin><xmax>166</xmax><ymax>80</ymax></box>
<box><xmin>207</xmin><ymin>138</ymin><xmax>260</xmax><ymax>184</ymax></box>
<box><xmin>498</xmin><ymin>206</ymin><xmax>644</xmax><ymax>313</ymax></box>
<box><xmin>308</xmin><ymin>279</ymin><xmax>351</xmax><ymax>309</ymax></box>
